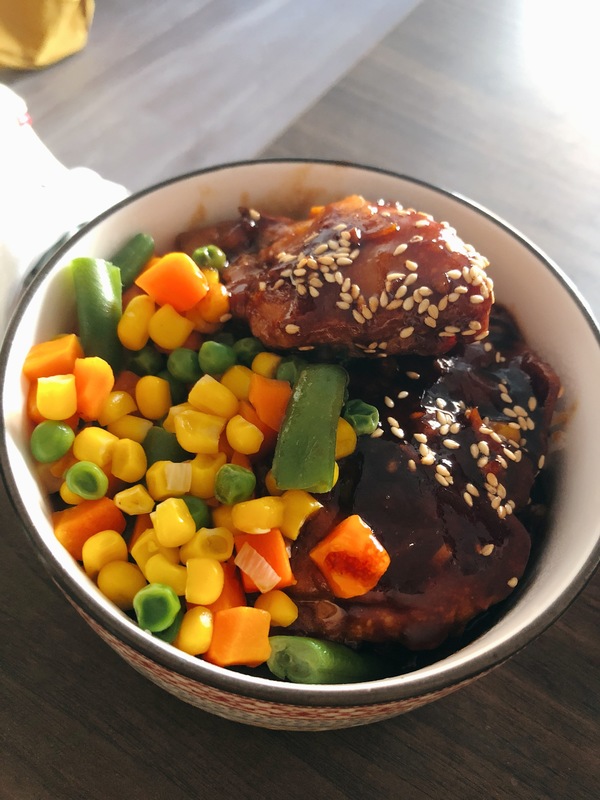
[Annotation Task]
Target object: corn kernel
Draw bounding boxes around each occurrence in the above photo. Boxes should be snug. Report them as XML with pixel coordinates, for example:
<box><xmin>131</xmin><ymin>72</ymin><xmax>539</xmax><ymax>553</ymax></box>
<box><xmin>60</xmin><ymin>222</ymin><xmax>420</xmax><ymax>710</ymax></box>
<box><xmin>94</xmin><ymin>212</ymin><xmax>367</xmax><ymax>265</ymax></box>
<box><xmin>148</xmin><ymin>304</ymin><xmax>194</xmax><ymax>349</ymax></box>
<box><xmin>180</xmin><ymin>527</ymin><xmax>234</xmax><ymax>563</ymax></box>
<box><xmin>201</xmin><ymin>266</ymin><xmax>221</xmax><ymax>286</ymax></box>
<box><xmin>189</xmin><ymin>452</ymin><xmax>227</xmax><ymax>499</ymax></box>
<box><xmin>73</xmin><ymin>426</ymin><xmax>119</xmax><ymax>467</ymax></box>
<box><xmin>185</xmin><ymin>557</ymin><xmax>225</xmax><ymax>605</ymax></box>
<box><xmin>117</xmin><ymin>294</ymin><xmax>155</xmax><ymax>350</ymax></box>
<box><xmin>254</xmin><ymin>589</ymin><xmax>298</xmax><ymax>627</ymax></box>
<box><xmin>114</xmin><ymin>484</ymin><xmax>155</xmax><ymax>515</ymax></box>
<box><xmin>97</xmin><ymin>561</ymin><xmax>147</xmax><ymax>610</ymax></box>
<box><xmin>335</xmin><ymin>417</ymin><xmax>358</xmax><ymax>459</ymax></box>
<box><xmin>280</xmin><ymin>490</ymin><xmax>323</xmax><ymax>540</ymax></box>
<box><xmin>107</xmin><ymin>414</ymin><xmax>153</xmax><ymax>442</ymax></box>
<box><xmin>173</xmin><ymin>606</ymin><xmax>213</xmax><ymax>655</ymax></box>
<box><xmin>151</xmin><ymin>497</ymin><xmax>196</xmax><ymax>547</ymax></box>
<box><xmin>225</xmin><ymin>414</ymin><xmax>264</xmax><ymax>455</ymax></box>
<box><xmin>59</xmin><ymin>480</ymin><xmax>84</xmax><ymax>505</ymax></box>
<box><xmin>135</xmin><ymin>375</ymin><xmax>172</xmax><ymax>420</ymax></box>
<box><xmin>211</xmin><ymin>504</ymin><xmax>243</xmax><ymax>535</ymax></box>
<box><xmin>97</xmin><ymin>390</ymin><xmax>138</xmax><ymax>427</ymax></box>
<box><xmin>174</xmin><ymin>409</ymin><xmax>226</xmax><ymax>454</ymax></box>
<box><xmin>220</xmin><ymin>364</ymin><xmax>253</xmax><ymax>400</ymax></box>
<box><xmin>264</xmin><ymin>469</ymin><xmax>283</xmax><ymax>497</ymax></box>
<box><xmin>145</xmin><ymin>460</ymin><xmax>192</xmax><ymax>500</ymax></box>
<box><xmin>36</xmin><ymin>374</ymin><xmax>77</xmax><ymax>420</ymax></box>
<box><xmin>231</xmin><ymin>496</ymin><xmax>285</xmax><ymax>534</ymax></box>
<box><xmin>188</xmin><ymin>374</ymin><xmax>239</xmax><ymax>419</ymax></box>
<box><xmin>251</xmin><ymin>351</ymin><xmax>282</xmax><ymax>378</ymax></box>
<box><xmin>162</xmin><ymin>402</ymin><xmax>194</xmax><ymax>433</ymax></box>
<box><xmin>82</xmin><ymin>529</ymin><xmax>128</xmax><ymax>579</ymax></box>
<box><xmin>143</xmin><ymin>553</ymin><xmax>187</xmax><ymax>595</ymax></box>
<box><xmin>111</xmin><ymin>438</ymin><xmax>147</xmax><ymax>483</ymax></box>
<box><xmin>130</xmin><ymin>528</ymin><xmax>179</xmax><ymax>573</ymax></box>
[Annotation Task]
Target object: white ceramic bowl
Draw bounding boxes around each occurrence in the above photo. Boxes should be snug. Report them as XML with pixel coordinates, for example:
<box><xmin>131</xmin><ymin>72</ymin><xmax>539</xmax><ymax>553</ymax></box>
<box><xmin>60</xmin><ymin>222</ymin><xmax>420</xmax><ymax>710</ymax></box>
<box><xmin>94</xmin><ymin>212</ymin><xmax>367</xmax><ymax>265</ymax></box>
<box><xmin>2</xmin><ymin>160</ymin><xmax>599</xmax><ymax>730</ymax></box>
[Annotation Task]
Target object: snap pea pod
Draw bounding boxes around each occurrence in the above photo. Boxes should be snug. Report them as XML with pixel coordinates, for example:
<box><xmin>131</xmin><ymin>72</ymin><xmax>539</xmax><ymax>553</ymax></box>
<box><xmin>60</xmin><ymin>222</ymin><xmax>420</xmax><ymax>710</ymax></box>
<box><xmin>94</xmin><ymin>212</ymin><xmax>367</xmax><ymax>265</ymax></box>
<box><xmin>271</xmin><ymin>364</ymin><xmax>348</xmax><ymax>493</ymax></box>
<box><xmin>267</xmin><ymin>636</ymin><xmax>390</xmax><ymax>684</ymax></box>
<box><xmin>70</xmin><ymin>257</ymin><xmax>124</xmax><ymax>371</ymax></box>
<box><xmin>110</xmin><ymin>232</ymin><xmax>155</xmax><ymax>289</ymax></box>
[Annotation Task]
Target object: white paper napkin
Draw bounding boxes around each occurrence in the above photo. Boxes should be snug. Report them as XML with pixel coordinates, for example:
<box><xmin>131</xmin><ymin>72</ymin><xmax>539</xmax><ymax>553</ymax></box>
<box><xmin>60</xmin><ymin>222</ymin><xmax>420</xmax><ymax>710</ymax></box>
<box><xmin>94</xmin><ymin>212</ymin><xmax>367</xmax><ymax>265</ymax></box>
<box><xmin>0</xmin><ymin>84</ymin><xmax>129</xmax><ymax>336</ymax></box>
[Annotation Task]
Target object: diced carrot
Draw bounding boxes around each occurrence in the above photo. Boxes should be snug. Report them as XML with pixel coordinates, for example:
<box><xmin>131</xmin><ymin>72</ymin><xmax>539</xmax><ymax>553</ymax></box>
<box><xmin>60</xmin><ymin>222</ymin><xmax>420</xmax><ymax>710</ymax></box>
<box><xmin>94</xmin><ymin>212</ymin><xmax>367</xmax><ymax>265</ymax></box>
<box><xmin>248</xmin><ymin>373</ymin><xmax>292</xmax><ymax>433</ymax></box>
<box><xmin>112</xmin><ymin>369</ymin><xmax>140</xmax><ymax>395</ymax></box>
<box><xmin>230</xmin><ymin>451</ymin><xmax>252</xmax><ymax>470</ymax></box>
<box><xmin>53</xmin><ymin>497</ymin><xmax>127</xmax><ymax>561</ymax></box>
<box><xmin>238</xmin><ymin>400</ymin><xmax>278</xmax><ymax>455</ymax></box>
<box><xmin>23</xmin><ymin>333</ymin><xmax>84</xmax><ymax>380</ymax></box>
<box><xmin>206</xmin><ymin>560</ymin><xmax>247</xmax><ymax>614</ymax></box>
<box><xmin>135</xmin><ymin>252</ymin><xmax>209</xmax><ymax>313</ymax></box>
<box><xmin>204</xmin><ymin>606</ymin><xmax>271</xmax><ymax>667</ymax></box>
<box><xmin>309</xmin><ymin>514</ymin><xmax>391</xmax><ymax>599</ymax></box>
<box><xmin>128</xmin><ymin>512</ymin><xmax>153</xmax><ymax>550</ymax></box>
<box><xmin>234</xmin><ymin>528</ymin><xmax>295</xmax><ymax>593</ymax></box>
<box><xmin>73</xmin><ymin>357</ymin><xmax>115</xmax><ymax>421</ymax></box>
<box><xmin>27</xmin><ymin>380</ymin><xmax>46</xmax><ymax>424</ymax></box>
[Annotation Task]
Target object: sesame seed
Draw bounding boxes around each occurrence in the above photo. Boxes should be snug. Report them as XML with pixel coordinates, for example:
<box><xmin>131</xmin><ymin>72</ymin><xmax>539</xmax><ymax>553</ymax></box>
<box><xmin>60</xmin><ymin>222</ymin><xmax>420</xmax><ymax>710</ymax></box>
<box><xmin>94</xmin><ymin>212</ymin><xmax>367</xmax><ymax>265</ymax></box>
<box><xmin>393</xmin><ymin>243</ymin><xmax>408</xmax><ymax>256</ymax></box>
<box><xmin>480</xmin><ymin>543</ymin><xmax>494</xmax><ymax>556</ymax></box>
<box><xmin>248</xmin><ymin>208</ymin><xmax>261</xmax><ymax>221</ymax></box>
<box><xmin>362</xmin><ymin>307</ymin><xmax>373</xmax><ymax>320</ymax></box>
<box><xmin>419</xmin><ymin>443</ymin><xmax>430</xmax><ymax>457</ymax></box>
<box><xmin>470</xmin><ymin>443</ymin><xmax>479</xmax><ymax>459</ymax></box>
<box><xmin>285</xmin><ymin>324</ymin><xmax>300</xmax><ymax>335</ymax></box>
<box><xmin>293</xmin><ymin>268</ymin><xmax>307</xmax><ymax>277</ymax></box>
<box><xmin>352</xmin><ymin>309</ymin><xmax>366</xmax><ymax>324</ymax></box>
<box><xmin>350</xmin><ymin>248</ymin><xmax>360</xmax><ymax>260</ymax></box>
<box><xmin>443</xmin><ymin>439</ymin><xmax>460</xmax><ymax>450</ymax></box>
<box><xmin>409</xmin><ymin>235</ymin><xmax>424</xmax><ymax>243</ymax></box>
<box><xmin>337</xmin><ymin>257</ymin><xmax>353</xmax><ymax>267</ymax></box>
<box><xmin>470</xmin><ymin>294</ymin><xmax>485</xmax><ymax>304</ymax></box>
<box><xmin>405</xmin><ymin>273</ymin><xmax>419</xmax><ymax>286</ymax></box>
<box><xmin>503</xmin><ymin>407</ymin><xmax>517</xmax><ymax>418</ymax></box>
<box><xmin>478</xmin><ymin>441</ymin><xmax>490</xmax><ymax>456</ymax></box>
<box><xmin>513</xmin><ymin>405</ymin><xmax>527</xmax><ymax>417</ymax></box>
<box><xmin>435</xmin><ymin>473</ymin><xmax>450</xmax><ymax>487</ymax></box>
<box><xmin>296</xmin><ymin>284</ymin><xmax>307</xmax><ymax>296</ymax></box>
<box><xmin>439</xmin><ymin>424</ymin><xmax>450</xmax><ymax>435</ymax></box>
<box><xmin>309</xmin><ymin>286</ymin><xmax>319</xmax><ymax>298</ymax></box>
<box><xmin>391</xmin><ymin>426</ymin><xmax>404</xmax><ymax>439</ymax></box>
<box><xmin>327</xmin><ymin>239</ymin><xmax>339</xmax><ymax>250</ymax></box>
<box><xmin>405</xmin><ymin>259</ymin><xmax>419</xmax><ymax>272</ymax></box>
<box><xmin>258</xmin><ymin>281</ymin><xmax>267</xmax><ymax>291</ymax></box>
<box><xmin>466</xmin><ymin>483</ymin><xmax>480</xmax><ymax>497</ymax></box>
<box><xmin>324</xmin><ymin>272</ymin><xmax>336</xmax><ymax>283</ymax></box>
<box><xmin>491</xmin><ymin>495</ymin><xmax>502</xmax><ymax>510</ymax></box>
<box><xmin>313</xmin><ymin>243</ymin><xmax>328</xmax><ymax>255</ymax></box>
<box><xmin>339</xmin><ymin>292</ymin><xmax>353</xmax><ymax>303</ymax></box>
<box><xmin>384</xmin><ymin>396</ymin><xmax>395</xmax><ymax>408</ymax></box>
<box><xmin>414</xmin><ymin>219</ymin><xmax>430</xmax><ymax>228</ymax></box>
<box><xmin>400</xmin><ymin>326</ymin><xmax>414</xmax><ymax>339</ymax></box>
<box><xmin>448</xmin><ymin>292</ymin><xmax>460</xmax><ymax>303</ymax></box>
<box><xmin>421</xmin><ymin>452</ymin><xmax>436</xmax><ymax>466</ymax></box>
<box><xmin>408</xmin><ymin>459</ymin><xmax>417</xmax><ymax>472</ymax></box>
<box><xmin>386</xmin><ymin>299</ymin><xmax>403</xmax><ymax>311</ymax></box>
<box><xmin>414</xmin><ymin>432</ymin><xmax>428</xmax><ymax>443</ymax></box>
<box><xmin>402</xmin><ymin>297</ymin><xmax>415</xmax><ymax>312</ymax></box>
<box><xmin>538</xmin><ymin>454</ymin><xmax>545</xmax><ymax>469</ymax></box>
<box><xmin>500</xmin><ymin>392</ymin><xmax>512</xmax><ymax>404</ymax></box>
<box><xmin>371</xmin><ymin>428</ymin><xmax>384</xmax><ymax>438</ymax></box>
<box><xmin>507</xmin><ymin>577</ymin><xmax>519</xmax><ymax>588</ymax></box>
<box><xmin>406</xmin><ymin>371</ymin><xmax>420</xmax><ymax>380</ymax></box>
<box><xmin>477</xmin><ymin>456</ymin><xmax>489</xmax><ymax>468</ymax></box>
<box><xmin>418</xmin><ymin>299</ymin><xmax>430</xmax><ymax>314</ymax></box>
<box><xmin>436</xmin><ymin>463</ymin><xmax>451</xmax><ymax>477</ymax></box>
<box><xmin>336</xmin><ymin>301</ymin><xmax>350</xmax><ymax>310</ymax></box>
<box><xmin>219</xmin><ymin>313</ymin><xmax>232</xmax><ymax>323</ymax></box>
<box><xmin>398</xmin><ymin>390</ymin><xmax>409</xmax><ymax>399</ymax></box>
<box><xmin>528</xmin><ymin>396</ymin><xmax>538</xmax><ymax>412</ymax></box>
<box><xmin>463</xmin><ymin>492</ymin><xmax>473</xmax><ymax>507</ymax></box>
<box><xmin>369</xmin><ymin>296</ymin><xmax>379</xmax><ymax>312</ymax></box>
<box><xmin>318</xmin><ymin>255</ymin><xmax>335</xmax><ymax>266</ymax></box>
<box><xmin>379</xmin><ymin>291</ymin><xmax>389</xmax><ymax>308</ymax></box>
<box><xmin>487</xmin><ymin>472</ymin><xmax>499</xmax><ymax>487</ymax></box>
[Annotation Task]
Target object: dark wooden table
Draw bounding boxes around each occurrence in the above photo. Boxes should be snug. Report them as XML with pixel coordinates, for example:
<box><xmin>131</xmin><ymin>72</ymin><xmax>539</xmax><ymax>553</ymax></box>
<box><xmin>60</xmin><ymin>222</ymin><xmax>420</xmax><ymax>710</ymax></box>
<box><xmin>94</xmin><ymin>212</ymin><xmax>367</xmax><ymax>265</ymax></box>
<box><xmin>1</xmin><ymin>1</ymin><xmax>598</xmax><ymax>798</ymax></box>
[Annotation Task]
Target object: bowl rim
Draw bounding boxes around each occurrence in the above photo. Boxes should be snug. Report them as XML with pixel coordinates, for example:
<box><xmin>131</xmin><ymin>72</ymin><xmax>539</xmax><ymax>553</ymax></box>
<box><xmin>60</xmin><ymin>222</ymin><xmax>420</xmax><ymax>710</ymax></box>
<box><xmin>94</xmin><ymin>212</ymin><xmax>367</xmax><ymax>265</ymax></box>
<box><xmin>2</xmin><ymin>157</ymin><xmax>599</xmax><ymax>707</ymax></box>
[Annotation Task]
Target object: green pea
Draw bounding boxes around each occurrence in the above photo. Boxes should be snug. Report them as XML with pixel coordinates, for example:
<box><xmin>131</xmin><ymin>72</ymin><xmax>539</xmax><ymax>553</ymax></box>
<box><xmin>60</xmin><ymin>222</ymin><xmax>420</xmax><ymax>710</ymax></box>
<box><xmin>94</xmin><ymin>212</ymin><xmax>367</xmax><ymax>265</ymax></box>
<box><xmin>214</xmin><ymin>464</ymin><xmax>256</xmax><ymax>505</ymax></box>
<box><xmin>133</xmin><ymin>583</ymin><xmax>182</xmax><ymax>633</ymax></box>
<box><xmin>343</xmin><ymin>398</ymin><xmax>380</xmax><ymax>436</ymax></box>
<box><xmin>158</xmin><ymin>369</ymin><xmax>187</xmax><ymax>406</ymax></box>
<box><xmin>65</xmin><ymin>461</ymin><xmax>109</xmax><ymax>500</ymax></box>
<box><xmin>198</xmin><ymin>340</ymin><xmax>237</xmax><ymax>376</ymax></box>
<box><xmin>30</xmin><ymin>420</ymin><xmax>75</xmax><ymax>463</ymax></box>
<box><xmin>191</xmin><ymin>244</ymin><xmax>228</xmax><ymax>271</ymax></box>
<box><xmin>167</xmin><ymin>348</ymin><xmax>202</xmax><ymax>384</ymax></box>
<box><xmin>128</xmin><ymin>345</ymin><xmax>166</xmax><ymax>376</ymax></box>
<box><xmin>233</xmin><ymin>336</ymin><xmax>264</xmax><ymax>367</ymax></box>
<box><xmin>181</xmin><ymin>495</ymin><xmax>212</xmax><ymax>529</ymax></box>
<box><xmin>153</xmin><ymin>606</ymin><xmax>184</xmax><ymax>643</ymax></box>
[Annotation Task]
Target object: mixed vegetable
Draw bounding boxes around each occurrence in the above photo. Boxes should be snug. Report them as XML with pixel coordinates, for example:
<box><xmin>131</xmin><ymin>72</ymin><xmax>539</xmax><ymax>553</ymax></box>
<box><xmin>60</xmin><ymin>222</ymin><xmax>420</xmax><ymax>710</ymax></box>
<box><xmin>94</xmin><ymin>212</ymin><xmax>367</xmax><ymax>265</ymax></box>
<box><xmin>23</xmin><ymin>234</ymin><xmax>392</xmax><ymax>683</ymax></box>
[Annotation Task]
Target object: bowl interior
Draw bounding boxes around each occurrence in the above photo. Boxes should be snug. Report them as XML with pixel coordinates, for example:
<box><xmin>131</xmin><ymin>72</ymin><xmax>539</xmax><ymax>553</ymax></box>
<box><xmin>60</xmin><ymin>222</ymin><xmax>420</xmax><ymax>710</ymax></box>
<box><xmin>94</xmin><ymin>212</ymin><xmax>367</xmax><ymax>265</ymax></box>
<box><xmin>2</xmin><ymin>160</ymin><xmax>599</xmax><ymax>703</ymax></box>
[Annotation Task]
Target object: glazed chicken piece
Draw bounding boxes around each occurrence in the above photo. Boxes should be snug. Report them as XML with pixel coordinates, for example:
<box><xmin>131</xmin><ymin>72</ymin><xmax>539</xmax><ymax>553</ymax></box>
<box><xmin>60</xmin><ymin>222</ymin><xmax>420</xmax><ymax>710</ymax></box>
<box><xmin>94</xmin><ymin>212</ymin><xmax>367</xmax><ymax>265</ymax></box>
<box><xmin>177</xmin><ymin>195</ymin><xmax>494</xmax><ymax>357</ymax></box>
<box><xmin>283</xmin><ymin>308</ymin><xmax>561</xmax><ymax>650</ymax></box>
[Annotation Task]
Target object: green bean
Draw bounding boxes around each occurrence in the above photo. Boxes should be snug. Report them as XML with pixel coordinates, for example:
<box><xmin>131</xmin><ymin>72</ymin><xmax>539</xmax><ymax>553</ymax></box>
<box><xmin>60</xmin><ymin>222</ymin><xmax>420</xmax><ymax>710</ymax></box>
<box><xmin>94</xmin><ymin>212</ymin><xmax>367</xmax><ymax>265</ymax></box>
<box><xmin>343</xmin><ymin>398</ymin><xmax>380</xmax><ymax>436</ymax></box>
<box><xmin>198</xmin><ymin>340</ymin><xmax>236</xmax><ymax>376</ymax></box>
<box><xmin>276</xmin><ymin>356</ymin><xmax>308</xmax><ymax>387</ymax></box>
<box><xmin>214</xmin><ymin>464</ymin><xmax>256</xmax><ymax>505</ymax></box>
<box><xmin>128</xmin><ymin>345</ymin><xmax>166</xmax><ymax>376</ymax></box>
<box><xmin>65</xmin><ymin>461</ymin><xmax>109</xmax><ymax>500</ymax></box>
<box><xmin>70</xmin><ymin>257</ymin><xmax>123</xmax><ymax>370</ymax></box>
<box><xmin>133</xmin><ymin>583</ymin><xmax>182</xmax><ymax>633</ymax></box>
<box><xmin>110</xmin><ymin>233</ymin><xmax>155</xmax><ymax>289</ymax></box>
<box><xmin>30</xmin><ymin>420</ymin><xmax>75</xmax><ymax>463</ymax></box>
<box><xmin>267</xmin><ymin>636</ymin><xmax>390</xmax><ymax>684</ymax></box>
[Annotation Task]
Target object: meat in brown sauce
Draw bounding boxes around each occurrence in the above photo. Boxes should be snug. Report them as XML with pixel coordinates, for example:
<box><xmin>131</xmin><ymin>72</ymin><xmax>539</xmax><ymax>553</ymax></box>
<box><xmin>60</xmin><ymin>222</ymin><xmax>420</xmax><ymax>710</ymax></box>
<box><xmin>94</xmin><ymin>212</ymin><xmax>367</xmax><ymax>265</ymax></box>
<box><xmin>176</xmin><ymin>195</ymin><xmax>494</xmax><ymax>358</ymax></box>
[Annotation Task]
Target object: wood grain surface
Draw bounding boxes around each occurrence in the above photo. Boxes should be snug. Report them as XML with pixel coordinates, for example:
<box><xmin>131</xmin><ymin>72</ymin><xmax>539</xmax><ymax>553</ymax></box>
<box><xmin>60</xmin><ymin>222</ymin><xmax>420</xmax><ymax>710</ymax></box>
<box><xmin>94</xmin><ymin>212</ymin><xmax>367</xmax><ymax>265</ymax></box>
<box><xmin>1</xmin><ymin>1</ymin><xmax>598</xmax><ymax>799</ymax></box>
